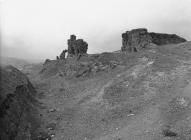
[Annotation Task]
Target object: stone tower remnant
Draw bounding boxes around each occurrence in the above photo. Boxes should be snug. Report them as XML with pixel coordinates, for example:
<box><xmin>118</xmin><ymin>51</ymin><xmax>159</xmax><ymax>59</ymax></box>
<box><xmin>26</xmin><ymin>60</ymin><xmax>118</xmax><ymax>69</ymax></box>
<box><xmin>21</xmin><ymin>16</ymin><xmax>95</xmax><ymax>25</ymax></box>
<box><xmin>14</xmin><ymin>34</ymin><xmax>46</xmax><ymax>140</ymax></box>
<box><xmin>67</xmin><ymin>35</ymin><xmax>88</xmax><ymax>57</ymax></box>
<box><xmin>121</xmin><ymin>28</ymin><xmax>152</xmax><ymax>52</ymax></box>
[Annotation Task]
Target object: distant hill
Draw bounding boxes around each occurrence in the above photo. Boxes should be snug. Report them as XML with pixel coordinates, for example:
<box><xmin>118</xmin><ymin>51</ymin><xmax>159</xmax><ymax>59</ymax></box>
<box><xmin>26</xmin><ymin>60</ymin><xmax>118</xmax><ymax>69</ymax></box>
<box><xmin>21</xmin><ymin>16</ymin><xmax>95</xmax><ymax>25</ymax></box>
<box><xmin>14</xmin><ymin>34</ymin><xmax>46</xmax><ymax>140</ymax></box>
<box><xmin>0</xmin><ymin>57</ymin><xmax>42</xmax><ymax>70</ymax></box>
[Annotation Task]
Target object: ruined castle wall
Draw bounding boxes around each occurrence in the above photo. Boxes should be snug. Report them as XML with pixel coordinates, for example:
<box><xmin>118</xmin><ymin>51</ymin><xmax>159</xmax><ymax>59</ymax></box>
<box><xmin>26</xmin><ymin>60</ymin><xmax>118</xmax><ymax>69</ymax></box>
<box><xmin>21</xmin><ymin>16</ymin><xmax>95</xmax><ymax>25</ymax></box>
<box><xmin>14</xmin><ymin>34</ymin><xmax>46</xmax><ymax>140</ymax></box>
<box><xmin>121</xmin><ymin>28</ymin><xmax>187</xmax><ymax>52</ymax></box>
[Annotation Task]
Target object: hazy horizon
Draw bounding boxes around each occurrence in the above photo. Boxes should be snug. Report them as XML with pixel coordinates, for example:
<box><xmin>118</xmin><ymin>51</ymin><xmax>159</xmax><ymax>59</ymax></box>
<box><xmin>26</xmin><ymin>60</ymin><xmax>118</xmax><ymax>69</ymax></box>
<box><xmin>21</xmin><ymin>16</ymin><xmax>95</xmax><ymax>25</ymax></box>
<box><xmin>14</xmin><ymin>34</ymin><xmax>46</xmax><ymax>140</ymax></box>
<box><xmin>1</xmin><ymin>0</ymin><xmax>191</xmax><ymax>61</ymax></box>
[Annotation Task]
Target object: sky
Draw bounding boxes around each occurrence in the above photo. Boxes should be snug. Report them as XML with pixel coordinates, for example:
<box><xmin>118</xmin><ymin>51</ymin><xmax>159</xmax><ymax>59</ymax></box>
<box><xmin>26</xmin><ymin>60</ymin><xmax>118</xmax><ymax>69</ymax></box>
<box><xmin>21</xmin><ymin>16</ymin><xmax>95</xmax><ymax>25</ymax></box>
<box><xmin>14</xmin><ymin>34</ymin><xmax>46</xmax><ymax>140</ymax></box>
<box><xmin>1</xmin><ymin>0</ymin><xmax>191</xmax><ymax>61</ymax></box>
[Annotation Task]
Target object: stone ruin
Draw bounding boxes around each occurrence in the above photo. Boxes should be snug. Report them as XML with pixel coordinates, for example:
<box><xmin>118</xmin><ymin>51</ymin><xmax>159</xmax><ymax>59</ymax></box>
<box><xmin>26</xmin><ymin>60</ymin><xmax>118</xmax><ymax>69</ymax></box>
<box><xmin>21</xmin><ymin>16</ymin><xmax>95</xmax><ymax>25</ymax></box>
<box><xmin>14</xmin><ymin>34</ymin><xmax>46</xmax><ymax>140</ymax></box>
<box><xmin>121</xmin><ymin>28</ymin><xmax>152</xmax><ymax>52</ymax></box>
<box><xmin>56</xmin><ymin>35</ymin><xmax>88</xmax><ymax>60</ymax></box>
<box><xmin>59</xmin><ymin>49</ymin><xmax>68</xmax><ymax>59</ymax></box>
<box><xmin>149</xmin><ymin>32</ymin><xmax>186</xmax><ymax>45</ymax></box>
<box><xmin>67</xmin><ymin>35</ymin><xmax>88</xmax><ymax>57</ymax></box>
<box><xmin>121</xmin><ymin>28</ymin><xmax>187</xmax><ymax>52</ymax></box>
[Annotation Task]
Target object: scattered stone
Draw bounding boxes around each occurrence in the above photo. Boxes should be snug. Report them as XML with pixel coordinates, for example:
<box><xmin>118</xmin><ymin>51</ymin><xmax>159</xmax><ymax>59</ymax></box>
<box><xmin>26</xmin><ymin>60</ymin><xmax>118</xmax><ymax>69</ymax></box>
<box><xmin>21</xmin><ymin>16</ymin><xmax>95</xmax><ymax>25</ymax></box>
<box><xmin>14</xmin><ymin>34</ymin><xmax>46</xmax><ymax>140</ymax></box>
<box><xmin>38</xmin><ymin>132</ymin><xmax>51</xmax><ymax>140</ymax></box>
<box><xmin>146</xmin><ymin>61</ymin><xmax>154</xmax><ymax>66</ymax></box>
<box><xmin>50</xmin><ymin>133</ymin><xmax>55</xmax><ymax>137</ymax></box>
<box><xmin>127</xmin><ymin>113</ymin><xmax>135</xmax><ymax>117</ymax></box>
<box><xmin>140</xmin><ymin>57</ymin><xmax>149</xmax><ymax>62</ymax></box>
<box><xmin>163</xmin><ymin>129</ymin><xmax>178</xmax><ymax>137</ymax></box>
<box><xmin>176</xmin><ymin>97</ymin><xmax>189</xmax><ymax>107</ymax></box>
<box><xmin>47</xmin><ymin>108</ymin><xmax>56</xmax><ymax>113</ymax></box>
<box><xmin>46</xmin><ymin>123</ymin><xmax>56</xmax><ymax>131</ymax></box>
<box><xmin>170</xmin><ymin>96</ymin><xmax>190</xmax><ymax>109</ymax></box>
<box><xmin>148</xmin><ymin>49</ymin><xmax>156</xmax><ymax>53</ymax></box>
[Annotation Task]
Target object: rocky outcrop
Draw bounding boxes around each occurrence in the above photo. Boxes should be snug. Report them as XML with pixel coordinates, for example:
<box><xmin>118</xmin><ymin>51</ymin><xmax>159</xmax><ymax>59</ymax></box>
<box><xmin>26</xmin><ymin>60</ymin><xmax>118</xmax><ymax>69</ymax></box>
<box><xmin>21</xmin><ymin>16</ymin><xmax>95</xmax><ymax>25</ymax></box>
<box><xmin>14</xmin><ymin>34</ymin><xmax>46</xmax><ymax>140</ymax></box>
<box><xmin>0</xmin><ymin>66</ymin><xmax>39</xmax><ymax>140</ymax></box>
<box><xmin>121</xmin><ymin>28</ymin><xmax>187</xmax><ymax>52</ymax></box>
<box><xmin>67</xmin><ymin>35</ymin><xmax>88</xmax><ymax>57</ymax></box>
<box><xmin>149</xmin><ymin>32</ymin><xmax>187</xmax><ymax>45</ymax></box>
<box><xmin>121</xmin><ymin>28</ymin><xmax>152</xmax><ymax>52</ymax></box>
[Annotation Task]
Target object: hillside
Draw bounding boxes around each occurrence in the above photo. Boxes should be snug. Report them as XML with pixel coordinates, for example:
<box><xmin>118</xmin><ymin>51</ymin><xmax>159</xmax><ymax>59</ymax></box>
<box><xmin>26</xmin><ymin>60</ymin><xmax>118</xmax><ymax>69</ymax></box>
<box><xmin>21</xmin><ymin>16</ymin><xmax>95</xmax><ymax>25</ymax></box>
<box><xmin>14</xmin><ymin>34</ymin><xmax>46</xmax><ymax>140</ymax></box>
<box><xmin>24</xmin><ymin>41</ymin><xmax>191</xmax><ymax>140</ymax></box>
<box><xmin>0</xmin><ymin>66</ymin><xmax>47</xmax><ymax>140</ymax></box>
<box><xmin>0</xmin><ymin>57</ymin><xmax>42</xmax><ymax>71</ymax></box>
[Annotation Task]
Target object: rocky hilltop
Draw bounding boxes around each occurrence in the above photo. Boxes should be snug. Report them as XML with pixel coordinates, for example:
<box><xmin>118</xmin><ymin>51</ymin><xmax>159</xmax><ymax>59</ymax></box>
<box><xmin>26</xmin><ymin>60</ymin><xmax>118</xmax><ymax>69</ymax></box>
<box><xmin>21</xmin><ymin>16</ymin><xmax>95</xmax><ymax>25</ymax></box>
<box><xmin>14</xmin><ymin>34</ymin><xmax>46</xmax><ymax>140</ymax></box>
<box><xmin>41</xmin><ymin>28</ymin><xmax>187</xmax><ymax>79</ymax></box>
<box><xmin>1</xmin><ymin>28</ymin><xmax>190</xmax><ymax>140</ymax></box>
<box><xmin>121</xmin><ymin>28</ymin><xmax>187</xmax><ymax>52</ymax></box>
<box><xmin>27</xmin><ymin>41</ymin><xmax>191</xmax><ymax>140</ymax></box>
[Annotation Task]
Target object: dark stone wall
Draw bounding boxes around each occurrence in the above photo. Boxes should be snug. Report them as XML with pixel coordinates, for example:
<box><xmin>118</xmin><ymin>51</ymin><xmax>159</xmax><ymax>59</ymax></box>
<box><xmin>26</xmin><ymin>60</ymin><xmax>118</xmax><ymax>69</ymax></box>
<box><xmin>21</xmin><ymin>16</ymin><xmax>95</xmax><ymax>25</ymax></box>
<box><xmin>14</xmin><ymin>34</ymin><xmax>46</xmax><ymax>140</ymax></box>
<box><xmin>67</xmin><ymin>35</ymin><xmax>88</xmax><ymax>57</ymax></box>
<box><xmin>121</xmin><ymin>28</ymin><xmax>152</xmax><ymax>52</ymax></box>
<box><xmin>149</xmin><ymin>32</ymin><xmax>187</xmax><ymax>45</ymax></box>
<box><xmin>121</xmin><ymin>28</ymin><xmax>187</xmax><ymax>52</ymax></box>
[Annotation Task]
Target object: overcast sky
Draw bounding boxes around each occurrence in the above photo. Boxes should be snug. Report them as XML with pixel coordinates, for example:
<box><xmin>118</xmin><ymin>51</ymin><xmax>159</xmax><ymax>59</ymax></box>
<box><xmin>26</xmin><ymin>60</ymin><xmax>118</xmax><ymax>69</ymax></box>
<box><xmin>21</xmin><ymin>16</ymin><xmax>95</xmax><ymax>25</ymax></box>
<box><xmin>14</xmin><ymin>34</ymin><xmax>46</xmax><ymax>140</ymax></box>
<box><xmin>1</xmin><ymin>0</ymin><xmax>191</xmax><ymax>61</ymax></box>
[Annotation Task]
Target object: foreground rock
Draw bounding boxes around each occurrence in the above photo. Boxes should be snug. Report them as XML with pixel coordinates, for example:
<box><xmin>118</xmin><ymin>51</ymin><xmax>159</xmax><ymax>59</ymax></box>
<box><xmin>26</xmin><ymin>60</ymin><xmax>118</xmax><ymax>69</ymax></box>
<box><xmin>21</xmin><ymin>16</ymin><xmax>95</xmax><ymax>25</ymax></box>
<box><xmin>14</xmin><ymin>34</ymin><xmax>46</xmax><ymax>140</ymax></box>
<box><xmin>121</xmin><ymin>28</ymin><xmax>187</xmax><ymax>52</ymax></box>
<box><xmin>0</xmin><ymin>66</ymin><xmax>40</xmax><ymax>140</ymax></box>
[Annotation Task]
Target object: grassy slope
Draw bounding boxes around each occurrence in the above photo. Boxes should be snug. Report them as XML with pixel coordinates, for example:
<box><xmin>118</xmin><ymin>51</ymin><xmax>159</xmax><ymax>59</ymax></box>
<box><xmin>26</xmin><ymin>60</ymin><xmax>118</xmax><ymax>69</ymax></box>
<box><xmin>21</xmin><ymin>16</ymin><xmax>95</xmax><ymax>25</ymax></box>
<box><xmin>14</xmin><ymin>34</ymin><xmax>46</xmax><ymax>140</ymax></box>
<box><xmin>28</xmin><ymin>41</ymin><xmax>191</xmax><ymax>140</ymax></box>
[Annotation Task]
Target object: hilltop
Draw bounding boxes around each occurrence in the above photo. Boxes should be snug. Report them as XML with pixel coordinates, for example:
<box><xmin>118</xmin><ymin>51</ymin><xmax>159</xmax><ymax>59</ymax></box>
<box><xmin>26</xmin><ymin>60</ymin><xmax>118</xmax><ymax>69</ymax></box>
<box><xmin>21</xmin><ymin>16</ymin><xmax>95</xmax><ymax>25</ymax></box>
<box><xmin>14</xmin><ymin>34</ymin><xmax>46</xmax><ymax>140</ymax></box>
<box><xmin>23</xmin><ymin>29</ymin><xmax>191</xmax><ymax>140</ymax></box>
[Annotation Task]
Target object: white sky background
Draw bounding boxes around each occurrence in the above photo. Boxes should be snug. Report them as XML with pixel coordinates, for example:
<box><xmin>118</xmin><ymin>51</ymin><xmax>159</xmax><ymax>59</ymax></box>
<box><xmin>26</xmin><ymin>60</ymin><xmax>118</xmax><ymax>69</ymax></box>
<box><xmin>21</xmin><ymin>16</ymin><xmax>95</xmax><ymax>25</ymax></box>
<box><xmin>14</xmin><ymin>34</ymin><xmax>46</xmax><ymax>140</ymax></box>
<box><xmin>1</xmin><ymin>0</ymin><xmax>191</xmax><ymax>60</ymax></box>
